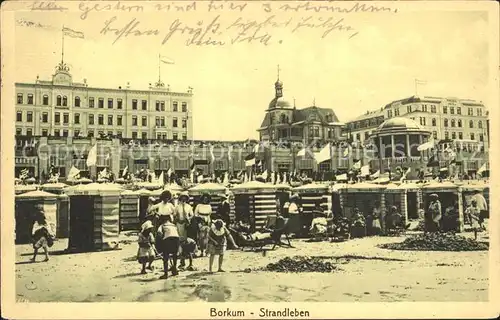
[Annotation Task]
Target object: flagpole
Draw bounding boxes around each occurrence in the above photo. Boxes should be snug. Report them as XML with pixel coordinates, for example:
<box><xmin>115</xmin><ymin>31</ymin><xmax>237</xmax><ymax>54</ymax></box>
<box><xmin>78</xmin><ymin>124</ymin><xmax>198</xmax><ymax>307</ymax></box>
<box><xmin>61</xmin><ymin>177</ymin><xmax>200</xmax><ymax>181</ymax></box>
<box><xmin>414</xmin><ymin>79</ymin><xmax>417</xmax><ymax>96</ymax></box>
<box><xmin>158</xmin><ymin>53</ymin><xmax>161</xmax><ymax>83</ymax></box>
<box><xmin>61</xmin><ymin>25</ymin><xmax>65</xmax><ymax>64</ymax></box>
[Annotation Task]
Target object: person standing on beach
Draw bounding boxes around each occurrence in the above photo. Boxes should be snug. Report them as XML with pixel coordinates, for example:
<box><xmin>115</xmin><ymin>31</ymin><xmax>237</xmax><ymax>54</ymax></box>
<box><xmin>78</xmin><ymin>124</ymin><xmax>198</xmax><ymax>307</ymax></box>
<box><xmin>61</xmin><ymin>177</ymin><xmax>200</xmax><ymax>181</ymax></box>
<box><xmin>137</xmin><ymin>221</ymin><xmax>156</xmax><ymax>274</ymax></box>
<box><xmin>156</xmin><ymin>214</ymin><xmax>180</xmax><ymax>279</ymax></box>
<box><xmin>149</xmin><ymin>190</ymin><xmax>175</xmax><ymax>220</ymax></box>
<box><xmin>207</xmin><ymin>219</ymin><xmax>238</xmax><ymax>273</ymax></box>
<box><xmin>30</xmin><ymin>211</ymin><xmax>55</xmax><ymax>263</ymax></box>
<box><xmin>426</xmin><ymin>194</ymin><xmax>442</xmax><ymax>233</ymax></box>
<box><xmin>194</xmin><ymin>193</ymin><xmax>213</xmax><ymax>225</ymax></box>
<box><xmin>174</xmin><ymin>191</ymin><xmax>194</xmax><ymax>241</ymax></box>
<box><xmin>466</xmin><ymin>200</ymin><xmax>481</xmax><ymax>240</ymax></box>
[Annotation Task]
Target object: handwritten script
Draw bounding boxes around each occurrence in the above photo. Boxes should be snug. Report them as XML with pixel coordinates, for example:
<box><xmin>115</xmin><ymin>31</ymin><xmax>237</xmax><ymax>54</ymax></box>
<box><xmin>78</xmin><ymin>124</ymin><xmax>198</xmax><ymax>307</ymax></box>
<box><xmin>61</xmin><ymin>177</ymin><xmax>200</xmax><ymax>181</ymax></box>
<box><xmin>31</xmin><ymin>1</ymin><xmax>399</xmax><ymax>46</ymax></box>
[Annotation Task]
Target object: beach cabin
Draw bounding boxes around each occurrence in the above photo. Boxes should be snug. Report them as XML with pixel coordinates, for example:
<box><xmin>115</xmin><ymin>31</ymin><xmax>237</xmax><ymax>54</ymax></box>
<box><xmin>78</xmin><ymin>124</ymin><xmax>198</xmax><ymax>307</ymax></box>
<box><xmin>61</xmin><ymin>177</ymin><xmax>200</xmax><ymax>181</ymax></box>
<box><xmin>421</xmin><ymin>181</ymin><xmax>464</xmax><ymax>232</ymax></box>
<box><xmin>338</xmin><ymin>183</ymin><xmax>387</xmax><ymax>220</ymax></box>
<box><xmin>231</xmin><ymin>181</ymin><xmax>290</xmax><ymax>231</ymax></box>
<box><xmin>41</xmin><ymin>182</ymin><xmax>70</xmax><ymax>238</ymax></box>
<box><xmin>188</xmin><ymin>182</ymin><xmax>227</xmax><ymax>214</ymax></box>
<box><xmin>292</xmin><ymin>183</ymin><xmax>333</xmax><ymax>235</ymax></box>
<box><xmin>458</xmin><ymin>181</ymin><xmax>489</xmax><ymax>221</ymax></box>
<box><xmin>385</xmin><ymin>182</ymin><xmax>423</xmax><ymax>223</ymax></box>
<box><xmin>134</xmin><ymin>188</ymin><xmax>153</xmax><ymax>223</ymax></box>
<box><xmin>15</xmin><ymin>190</ymin><xmax>58</xmax><ymax>244</ymax></box>
<box><xmin>64</xmin><ymin>183</ymin><xmax>122</xmax><ymax>252</ymax></box>
<box><xmin>119</xmin><ymin>189</ymin><xmax>140</xmax><ymax>231</ymax></box>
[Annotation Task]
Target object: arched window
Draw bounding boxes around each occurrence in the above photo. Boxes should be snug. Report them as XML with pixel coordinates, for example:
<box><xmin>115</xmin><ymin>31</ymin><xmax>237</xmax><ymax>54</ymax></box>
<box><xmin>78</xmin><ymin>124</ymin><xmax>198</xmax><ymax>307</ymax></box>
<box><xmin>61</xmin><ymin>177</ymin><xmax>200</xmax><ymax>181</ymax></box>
<box><xmin>478</xmin><ymin>120</ymin><xmax>483</xmax><ymax>129</ymax></box>
<box><xmin>56</xmin><ymin>95</ymin><xmax>62</xmax><ymax>106</ymax></box>
<box><xmin>458</xmin><ymin>119</ymin><xmax>462</xmax><ymax>127</ymax></box>
<box><xmin>451</xmin><ymin>119</ymin><xmax>456</xmax><ymax>127</ymax></box>
<box><xmin>74</xmin><ymin>96</ymin><xmax>81</xmax><ymax>107</ymax></box>
<box><xmin>62</xmin><ymin>96</ymin><xmax>68</xmax><ymax>106</ymax></box>
<box><xmin>43</xmin><ymin>95</ymin><xmax>49</xmax><ymax>105</ymax></box>
<box><xmin>444</xmin><ymin>119</ymin><xmax>448</xmax><ymax>127</ymax></box>
<box><xmin>469</xmin><ymin>120</ymin><xmax>474</xmax><ymax>128</ymax></box>
<box><xmin>432</xmin><ymin>118</ymin><xmax>436</xmax><ymax>126</ymax></box>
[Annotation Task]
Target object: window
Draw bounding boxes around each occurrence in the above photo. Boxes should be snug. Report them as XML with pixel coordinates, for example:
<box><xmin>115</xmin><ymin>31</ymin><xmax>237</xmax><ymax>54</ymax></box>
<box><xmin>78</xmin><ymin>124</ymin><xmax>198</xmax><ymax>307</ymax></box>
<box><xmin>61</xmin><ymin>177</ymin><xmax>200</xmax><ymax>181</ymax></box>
<box><xmin>74</xmin><ymin>130</ymin><xmax>80</xmax><ymax>137</ymax></box>
<box><xmin>98</xmin><ymin>115</ymin><xmax>104</xmax><ymax>125</ymax></box>
<box><xmin>142</xmin><ymin>100</ymin><xmax>147</xmax><ymax>110</ymax></box>
<box><xmin>182</xmin><ymin>119</ymin><xmax>187</xmax><ymax>128</ymax></box>
<box><xmin>458</xmin><ymin>119</ymin><xmax>462</xmax><ymax>127</ymax></box>
<box><xmin>469</xmin><ymin>120</ymin><xmax>474</xmax><ymax>128</ymax></box>
<box><xmin>477</xmin><ymin>108</ymin><xmax>482</xmax><ymax>116</ymax></box>
<box><xmin>132</xmin><ymin>99</ymin><xmax>138</xmax><ymax>110</ymax></box>
<box><xmin>160</xmin><ymin>101</ymin><xmax>165</xmax><ymax>111</ymax></box>
<box><xmin>132</xmin><ymin>116</ymin><xmax>138</xmax><ymax>126</ymax></box>
<box><xmin>116</xmin><ymin>132</ymin><xmax>122</xmax><ymax>138</ymax></box>
<box><xmin>155</xmin><ymin>117</ymin><xmax>160</xmax><ymax>126</ymax></box>
<box><xmin>173</xmin><ymin>133</ymin><xmax>178</xmax><ymax>140</ymax></box>
<box><xmin>445</xmin><ymin>131</ymin><xmax>449</xmax><ymax>139</ymax></box>
<box><xmin>142</xmin><ymin>132</ymin><xmax>148</xmax><ymax>139</ymax></box>
<box><xmin>142</xmin><ymin>116</ymin><xmax>147</xmax><ymax>126</ymax></box>
<box><xmin>173</xmin><ymin>101</ymin><xmax>178</xmax><ymax>112</ymax></box>
<box><xmin>364</xmin><ymin>132</ymin><xmax>369</xmax><ymax>140</ymax></box>
<box><xmin>156</xmin><ymin>101</ymin><xmax>160</xmax><ymax>111</ymax></box>
<box><xmin>75</xmin><ymin>96</ymin><xmax>81</xmax><ymax>107</ymax></box>
<box><xmin>182</xmin><ymin>134</ymin><xmax>187</xmax><ymax>140</ymax></box>
<box><xmin>132</xmin><ymin>132</ymin><xmax>138</xmax><ymax>139</ymax></box>
<box><xmin>27</xmin><ymin>94</ymin><xmax>34</xmax><ymax>104</ymax></box>
<box><xmin>173</xmin><ymin>117</ymin><xmax>178</xmax><ymax>127</ymax></box>
<box><xmin>108</xmin><ymin>98</ymin><xmax>113</xmax><ymax>109</ymax></box>
<box><xmin>55</xmin><ymin>112</ymin><xmax>60</xmax><ymax>124</ymax></box>
<box><xmin>54</xmin><ymin>129</ymin><xmax>60</xmax><ymax>137</ymax></box>
<box><xmin>27</xmin><ymin>129</ymin><xmax>32</xmax><ymax>136</ymax></box>
<box><xmin>62</xmin><ymin>96</ymin><xmax>68</xmax><ymax>106</ymax></box>
<box><xmin>89</xmin><ymin>114</ymin><xmax>94</xmax><ymax>125</ymax></box>
<box><xmin>63</xmin><ymin>113</ymin><xmax>69</xmax><ymax>124</ymax></box>
<box><xmin>42</xmin><ymin>112</ymin><xmax>48</xmax><ymax>123</ymax></box>
<box><xmin>457</xmin><ymin>107</ymin><xmax>461</xmax><ymax>115</ymax></box>
<box><xmin>43</xmin><ymin>95</ymin><xmax>49</xmax><ymax>105</ymax></box>
<box><xmin>117</xmin><ymin>98</ymin><xmax>123</xmax><ymax>109</ymax></box>
<box><xmin>16</xmin><ymin>128</ymin><xmax>23</xmax><ymax>136</ymax></box>
<box><xmin>452</xmin><ymin>132</ymin><xmax>456</xmax><ymax>139</ymax></box>
<box><xmin>309</xmin><ymin>126</ymin><xmax>320</xmax><ymax>137</ymax></box>
<box><xmin>470</xmin><ymin>133</ymin><xmax>475</xmax><ymax>140</ymax></box>
<box><xmin>431</xmin><ymin>105</ymin><xmax>436</xmax><ymax>113</ymax></box>
<box><xmin>63</xmin><ymin>130</ymin><xmax>68</xmax><ymax>137</ymax></box>
<box><xmin>422</xmin><ymin>105</ymin><xmax>427</xmax><ymax>112</ymax></box>
<box><xmin>406</xmin><ymin>105</ymin><xmax>412</xmax><ymax>113</ymax></box>
<box><xmin>478</xmin><ymin>120</ymin><xmax>483</xmax><ymax>129</ymax></box>
<box><xmin>98</xmin><ymin>98</ymin><xmax>104</xmax><ymax>108</ymax></box>
<box><xmin>479</xmin><ymin>134</ymin><xmax>484</xmax><ymax>142</ymax></box>
<box><xmin>89</xmin><ymin>97</ymin><xmax>95</xmax><ymax>108</ymax></box>
<box><xmin>88</xmin><ymin>130</ymin><xmax>94</xmax><ymax>137</ymax></box>
<box><xmin>433</xmin><ymin>131</ymin><xmax>437</xmax><ymax>139</ymax></box>
<box><xmin>42</xmin><ymin>129</ymin><xmax>48</xmax><ymax>136</ymax></box>
<box><xmin>117</xmin><ymin>116</ymin><xmax>123</xmax><ymax>126</ymax></box>
<box><xmin>17</xmin><ymin>93</ymin><xmax>23</xmax><ymax>104</ymax></box>
<box><xmin>157</xmin><ymin>134</ymin><xmax>161</xmax><ymax>140</ymax></box>
<box><xmin>459</xmin><ymin>132</ymin><xmax>463</xmax><ymax>139</ymax></box>
<box><xmin>444</xmin><ymin>119</ymin><xmax>448</xmax><ymax>127</ymax></box>
<box><xmin>56</xmin><ymin>95</ymin><xmax>62</xmax><ymax>106</ymax></box>
<box><xmin>74</xmin><ymin>113</ymin><xmax>80</xmax><ymax>124</ymax></box>
<box><xmin>468</xmin><ymin>107</ymin><xmax>473</xmax><ymax>116</ymax></box>
<box><xmin>182</xmin><ymin>102</ymin><xmax>187</xmax><ymax>112</ymax></box>
<box><xmin>420</xmin><ymin>117</ymin><xmax>426</xmax><ymax>126</ymax></box>
<box><xmin>108</xmin><ymin>115</ymin><xmax>113</xmax><ymax>125</ymax></box>
<box><xmin>160</xmin><ymin>117</ymin><xmax>165</xmax><ymax>127</ymax></box>
<box><xmin>387</xmin><ymin>110</ymin><xmax>392</xmax><ymax>118</ymax></box>
<box><xmin>432</xmin><ymin>118</ymin><xmax>436</xmax><ymax>126</ymax></box>
<box><xmin>16</xmin><ymin>111</ymin><xmax>22</xmax><ymax>122</ymax></box>
<box><xmin>443</xmin><ymin>106</ymin><xmax>447</xmax><ymax>114</ymax></box>
<box><xmin>451</xmin><ymin>119</ymin><xmax>455</xmax><ymax>127</ymax></box>
<box><xmin>450</xmin><ymin>107</ymin><xmax>455</xmax><ymax>115</ymax></box>
<box><xmin>27</xmin><ymin>111</ymin><xmax>33</xmax><ymax>122</ymax></box>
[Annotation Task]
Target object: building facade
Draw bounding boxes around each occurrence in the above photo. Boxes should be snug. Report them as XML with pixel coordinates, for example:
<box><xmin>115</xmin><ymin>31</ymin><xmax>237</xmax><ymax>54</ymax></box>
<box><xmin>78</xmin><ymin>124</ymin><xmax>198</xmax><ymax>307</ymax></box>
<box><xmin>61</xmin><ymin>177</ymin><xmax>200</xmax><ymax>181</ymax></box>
<box><xmin>15</xmin><ymin>61</ymin><xmax>194</xmax><ymax>140</ymax></box>
<box><xmin>346</xmin><ymin>96</ymin><xmax>489</xmax><ymax>150</ymax></box>
<box><xmin>257</xmin><ymin>76</ymin><xmax>344</xmax><ymax>144</ymax></box>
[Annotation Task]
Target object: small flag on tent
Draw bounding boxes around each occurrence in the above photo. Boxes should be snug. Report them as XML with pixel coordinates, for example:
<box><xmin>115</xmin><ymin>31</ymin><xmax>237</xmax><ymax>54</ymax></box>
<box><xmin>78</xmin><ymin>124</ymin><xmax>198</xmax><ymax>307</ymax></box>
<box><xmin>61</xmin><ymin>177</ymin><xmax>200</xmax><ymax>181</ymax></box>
<box><xmin>223</xmin><ymin>172</ymin><xmax>229</xmax><ymax>185</ymax></box>
<box><xmin>417</xmin><ymin>137</ymin><xmax>435</xmax><ymax>152</ymax></box>
<box><xmin>209</xmin><ymin>145</ymin><xmax>215</xmax><ymax>163</ymax></box>
<box><xmin>370</xmin><ymin>170</ymin><xmax>380</xmax><ymax>179</ymax></box>
<box><xmin>105</xmin><ymin>153</ymin><xmax>111</xmax><ymax>161</ymax></box>
<box><xmin>401</xmin><ymin>167</ymin><xmax>411</xmax><ymax>181</ymax></box>
<box><xmin>297</xmin><ymin>148</ymin><xmax>306</xmax><ymax>157</ymax></box>
<box><xmin>314</xmin><ymin>143</ymin><xmax>331</xmax><ymax>163</ymax></box>
<box><xmin>18</xmin><ymin>168</ymin><xmax>29</xmax><ymax>180</ymax></box>
<box><xmin>68</xmin><ymin>166</ymin><xmax>80</xmax><ymax>180</ymax></box>
<box><xmin>122</xmin><ymin>166</ymin><xmax>128</xmax><ymax>178</ymax></box>
<box><xmin>477</xmin><ymin>162</ymin><xmax>488</xmax><ymax>175</ymax></box>
<box><xmin>228</xmin><ymin>145</ymin><xmax>233</xmax><ymax>161</ymax></box>
<box><xmin>237</xmin><ymin>170</ymin><xmax>244</xmax><ymax>178</ymax></box>
<box><xmin>245</xmin><ymin>153</ymin><xmax>256</xmax><ymax>167</ymax></box>
<box><xmin>86</xmin><ymin>144</ymin><xmax>97</xmax><ymax>167</ymax></box>
<box><xmin>343</xmin><ymin>147</ymin><xmax>349</xmax><ymax>157</ymax></box>
<box><xmin>166</xmin><ymin>168</ymin><xmax>172</xmax><ymax>178</ymax></box>
<box><xmin>158</xmin><ymin>171</ymin><xmax>165</xmax><ymax>185</ymax></box>
<box><xmin>261</xmin><ymin>170</ymin><xmax>268</xmax><ymax>181</ymax></box>
<box><xmin>352</xmin><ymin>160</ymin><xmax>361</xmax><ymax>170</ymax></box>
<box><xmin>360</xmin><ymin>165</ymin><xmax>370</xmax><ymax>176</ymax></box>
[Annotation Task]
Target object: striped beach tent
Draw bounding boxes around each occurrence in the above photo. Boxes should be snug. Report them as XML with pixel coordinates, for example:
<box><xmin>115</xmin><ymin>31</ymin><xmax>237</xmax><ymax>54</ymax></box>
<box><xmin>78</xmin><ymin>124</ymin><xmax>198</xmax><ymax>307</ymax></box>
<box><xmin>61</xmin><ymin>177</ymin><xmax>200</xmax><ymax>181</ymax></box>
<box><xmin>421</xmin><ymin>181</ymin><xmax>464</xmax><ymax>232</ymax></box>
<box><xmin>41</xmin><ymin>182</ymin><xmax>70</xmax><ymax>238</ymax></box>
<box><xmin>339</xmin><ymin>182</ymin><xmax>387</xmax><ymax>220</ymax></box>
<box><xmin>119</xmin><ymin>189</ymin><xmax>140</xmax><ymax>231</ymax></box>
<box><xmin>231</xmin><ymin>181</ymin><xmax>291</xmax><ymax>230</ymax></box>
<box><xmin>384</xmin><ymin>183</ymin><xmax>423</xmax><ymax>223</ymax></box>
<box><xmin>292</xmin><ymin>183</ymin><xmax>332</xmax><ymax>216</ymax></box>
<box><xmin>15</xmin><ymin>190</ymin><xmax>58</xmax><ymax>244</ymax></box>
<box><xmin>64</xmin><ymin>183</ymin><xmax>122</xmax><ymax>252</ymax></box>
<box><xmin>188</xmin><ymin>182</ymin><xmax>227</xmax><ymax>214</ymax></box>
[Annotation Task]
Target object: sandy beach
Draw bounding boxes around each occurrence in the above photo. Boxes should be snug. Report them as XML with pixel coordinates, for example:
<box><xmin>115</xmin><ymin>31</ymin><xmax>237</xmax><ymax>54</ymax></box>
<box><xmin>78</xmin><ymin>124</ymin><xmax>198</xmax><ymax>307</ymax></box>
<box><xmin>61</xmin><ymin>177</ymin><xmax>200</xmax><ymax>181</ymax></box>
<box><xmin>15</xmin><ymin>230</ymin><xmax>488</xmax><ymax>303</ymax></box>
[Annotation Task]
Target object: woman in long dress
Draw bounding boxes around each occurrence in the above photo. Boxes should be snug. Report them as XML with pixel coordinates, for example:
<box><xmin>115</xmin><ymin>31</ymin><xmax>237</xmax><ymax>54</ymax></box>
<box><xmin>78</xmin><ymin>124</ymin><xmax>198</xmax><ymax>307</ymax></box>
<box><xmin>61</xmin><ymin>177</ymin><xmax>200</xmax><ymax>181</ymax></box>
<box><xmin>194</xmin><ymin>193</ymin><xmax>212</xmax><ymax>225</ymax></box>
<box><xmin>287</xmin><ymin>194</ymin><xmax>302</xmax><ymax>236</ymax></box>
<box><xmin>174</xmin><ymin>191</ymin><xmax>194</xmax><ymax>241</ymax></box>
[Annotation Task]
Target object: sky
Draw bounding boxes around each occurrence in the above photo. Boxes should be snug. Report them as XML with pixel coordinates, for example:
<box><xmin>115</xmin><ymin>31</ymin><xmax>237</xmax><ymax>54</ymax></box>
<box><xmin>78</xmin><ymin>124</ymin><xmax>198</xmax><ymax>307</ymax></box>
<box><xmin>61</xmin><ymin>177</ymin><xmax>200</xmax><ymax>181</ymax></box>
<box><xmin>11</xmin><ymin>1</ymin><xmax>493</xmax><ymax>141</ymax></box>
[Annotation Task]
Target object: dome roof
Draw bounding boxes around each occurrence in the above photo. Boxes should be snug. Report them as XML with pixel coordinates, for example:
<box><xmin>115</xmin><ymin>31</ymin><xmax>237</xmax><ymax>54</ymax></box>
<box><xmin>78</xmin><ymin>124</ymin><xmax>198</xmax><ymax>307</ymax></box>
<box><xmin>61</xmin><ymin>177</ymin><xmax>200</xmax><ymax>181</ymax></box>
<box><xmin>377</xmin><ymin>117</ymin><xmax>423</xmax><ymax>131</ymax></box>
<box><xmin>269</xmin><ymin>96</ymin><xmax>292</xmax><ymax>109</ymax></box>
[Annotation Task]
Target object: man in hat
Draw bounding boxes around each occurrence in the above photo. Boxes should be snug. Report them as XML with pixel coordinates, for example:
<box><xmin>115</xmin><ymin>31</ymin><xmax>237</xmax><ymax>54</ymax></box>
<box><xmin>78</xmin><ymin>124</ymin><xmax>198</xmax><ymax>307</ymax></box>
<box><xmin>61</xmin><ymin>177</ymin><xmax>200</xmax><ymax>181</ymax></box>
<box><xmin>426</xmin><ymin>194</ymin><xmax>442</xmax><ymax>233</ymax></box>
<box><xmin>174</xmin><ymin>191</ymin><xmax>194</xmax><ymax>241</ymax></box>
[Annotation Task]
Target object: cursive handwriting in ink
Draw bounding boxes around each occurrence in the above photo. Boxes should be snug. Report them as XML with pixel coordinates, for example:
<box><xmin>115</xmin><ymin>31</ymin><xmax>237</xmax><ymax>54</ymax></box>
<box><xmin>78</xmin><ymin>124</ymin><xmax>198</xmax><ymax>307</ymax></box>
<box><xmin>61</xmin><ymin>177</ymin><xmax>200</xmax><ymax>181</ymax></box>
<box><xmin>162</xmin><ymin>16</ymin><xmax>225</xmax><ymax>46</ymax></box>
<box><xmin>79</xmin><ymin>1</ymin><xmax>144</xmax><ymax>20</ymax></box>
<box><xmin>100</xmin><ymin>16</ymin><xmax>160</xmax><ymax>45</ymax></box>
<box><xmin>226</xmin><ymin>16</ymin><xmax>291</xmax><ymax>45</ymax></box>
<box><xmin>280</xmin><ymin>1</ymin><xmax>397</xmax><ymax>14</ymax></box>
<box><xmin>154</xmin><ymin>1</ymin><xmax>196</xmax><ymax>12</ymax></box>
<box><xmin>292</xmin><ymin>16</ymin><xmax>358</xmax><ymax>39</ymax></box>
<box><xmin>30</xmin><ymin>1</ymin><xmax>68</xmax><ymax>11</ymax></box>
<box><xmin>207</xmin><ymin>0</ymin><xmax>247</xmax><ymax>12</ymax></box>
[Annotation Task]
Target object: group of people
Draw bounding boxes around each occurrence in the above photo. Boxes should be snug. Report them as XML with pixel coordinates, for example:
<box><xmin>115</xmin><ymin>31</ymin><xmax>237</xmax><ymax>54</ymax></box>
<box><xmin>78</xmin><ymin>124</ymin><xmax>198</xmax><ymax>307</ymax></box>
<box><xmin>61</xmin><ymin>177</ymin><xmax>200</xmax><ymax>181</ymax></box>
<box><xmin>136</xmin><ymin>190</ymin><xmax>238</xmax><ymax>279</ymax></box>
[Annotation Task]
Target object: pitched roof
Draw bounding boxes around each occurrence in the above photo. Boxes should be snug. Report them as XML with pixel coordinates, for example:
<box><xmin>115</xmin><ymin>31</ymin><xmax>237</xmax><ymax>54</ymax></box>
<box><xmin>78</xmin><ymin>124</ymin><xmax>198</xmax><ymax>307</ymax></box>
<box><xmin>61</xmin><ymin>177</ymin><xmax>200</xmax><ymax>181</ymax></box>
<box><xmin>259</xmin><ymin>106</ymin><xmax>340</xmax><ymax>129</ymax></box>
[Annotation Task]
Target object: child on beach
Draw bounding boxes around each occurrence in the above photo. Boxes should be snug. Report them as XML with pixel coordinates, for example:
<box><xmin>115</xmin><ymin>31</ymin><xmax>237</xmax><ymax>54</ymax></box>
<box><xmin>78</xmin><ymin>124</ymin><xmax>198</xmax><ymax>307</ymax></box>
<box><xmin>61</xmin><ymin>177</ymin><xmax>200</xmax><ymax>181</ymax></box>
<box><xmin>178</xmin><ymin>237</ymin><xmax>197</xmax><ymax>271</ymax></box>
<box><xmin>137</xmin><ymin>221</ymin><xmax>156</xmax><ymax>274</ymax></box>
<box><xmin>30</xmin><ymin>212</ymin><xmax>55</xmax><ymax>262</ymax></box>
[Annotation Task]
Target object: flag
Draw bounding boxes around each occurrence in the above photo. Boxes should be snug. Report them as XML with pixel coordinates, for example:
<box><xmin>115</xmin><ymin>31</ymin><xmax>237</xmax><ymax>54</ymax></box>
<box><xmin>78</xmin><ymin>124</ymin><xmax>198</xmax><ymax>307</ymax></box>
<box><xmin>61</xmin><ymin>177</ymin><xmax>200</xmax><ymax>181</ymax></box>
<box><xmin>297</xmin><ymin>148</ymin><xmax>306</xmax><ymax>157</ymax></box>
<box><xmin>158</xmin><ymin>171</ymin><xmax>164</xmax><ymax>185</ymax></box>
<box><xmin>276</xmin><ymin>172</ymin><xmax>281</xmax><ymax>184</ymax></box>
<box><xmin>253</xmin><ymin>143</ymin><xmax>260</xmax><ymax>153</ymax></box>
<box><xmin>105</xmin><ymin>153</ymin><xmax>111</xmax><ymax>161</ymax></box>
<box><xmin>98</xmin><ymin>168</ymin><xmax>108</xmax><ymax>179</ymax></box>
<box><xmin>261</xmin><ymin>170</ymin><xmax>268</xmax><ymax>181</ymax></box>
<box><xmin>197</xmin><ymin>174</ymin><xmax>204</xmax><ymax>183</ymax></box>
<box><xmin>352</xmin><ymin>160</ymin><xmax>361</xmax><ymax>170</ymax></box>
<box><xmin>160</xmin><ymin>56</ymin><xmax>175</xmax><ymax>64</ymax></box>
<box><xmin>19</xmin><ymin>168</ymin><xmax>29</xmax><ymax>180</ymax></box>
<box><xmin>237</xmin><ymin>170</ymin><xmax>244</xmax><ymax>178</ymax></box>
<box><xmin>68</xmin><ymin>166</ymin><xmax>80</xmax><ymax>180</ymax></box>
<box><xmin>335</xmin><ymin>173</ymin><xmax>348</xmax><ymax>181</ymax></box>
<box><xmin>271</xmin><ymin>171</ymin><xmax>276</xmax><ymax>184</ymax></box>
<box><xmin>122</xmin><ymin>166</ymin><xmax>128</xmax><ymax>178</ymax></box>
<box><xmin>360</xmin><ymin>165</ymin><xmax>370</xmax><ymax>176</ymax></box>
<box><xmin>343</xmin><ymin>147</ymin><xmax>349</xmax><ymax>157</ymax></box>
<box><xmin>245</xmin><ymin>153</ymin><xmax>256</xmax><ymax>167</ymax></box>
<box><xmin>314</xmin><ymin>143</ymin><xmax>331</xmax><ymax>164</ymax></box>
<box><xmin>86</xmin><ymin>144</ymin><xmax>97</xmax><ymax>167</ymax></box>
<box><xmin>283</xmin><ymin>172</ymin><xmax>288</xmax><ymax>184</ymax></box>
<box><xmin>63</xmin><ymin>27</ymin><xmax>84</xmax><ymax>39</ymax></box>
<box><xmin>417</xmin><ymin>138</ymin><xmax>435</xmax><ymax>152</ymax></box>
<box><xmin>209</xmin><ymin>145</ymin><xmax>215</xmax><ymax>163</ymax></box>
<box><xmin>415</xmin><ymin>79</ymin><xmax>427</xmax><ymax>85</ymax></box>
<box><xmin>370</xmin><ymin>170</ymin><xmax>380</xmax><ymax>179</ymax></box>
<box><xmin>223</xmin><ymin>172</ymin><xmax>229</xmax><ymax>185</ymax></box>
<box><xmin>244</xmin><ymin>173</ymin><xmax>248</xmax><ymax>183</ymax></box>
<box><xmin>166</xmin><ymin>168</ymin><xmax>172</xmax><ymax>177</ymax></box>
<box><xmin>401</xmin><ymin>167</ymin><xmax>411</xmax><ymax>181</ymax></box>
<box><xmin>477</xmin><ymin>163</ymin><xmax>487</xmax><ymax>175</ymax></box>
<box><xmin>228</xmin><ymin>145</ymin><xmax>233</xmax><ymax>161</ymax></box>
